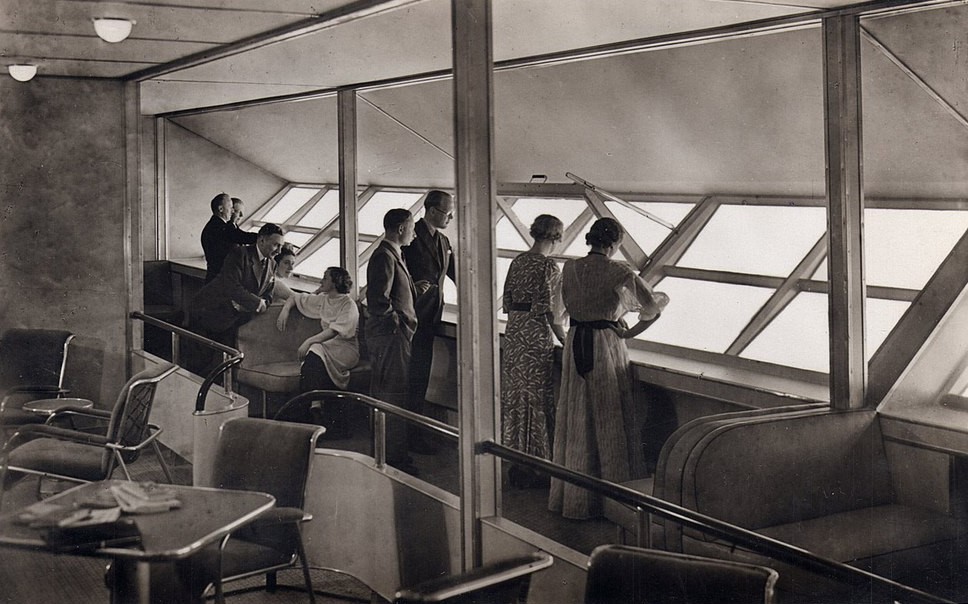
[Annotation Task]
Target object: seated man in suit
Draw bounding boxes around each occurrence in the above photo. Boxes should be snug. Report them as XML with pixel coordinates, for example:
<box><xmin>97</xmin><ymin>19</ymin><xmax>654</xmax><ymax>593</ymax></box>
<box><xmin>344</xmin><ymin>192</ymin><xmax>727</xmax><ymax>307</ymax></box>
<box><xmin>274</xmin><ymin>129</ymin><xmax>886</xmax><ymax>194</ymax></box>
<box><xmin>190</xmin><ymin>223</ymin><xmax>286</xmax><ymax>371</ymax></box>
<box><xmin>202</xmin><ymin>193</ymin><xmax>258</xmax><ymax>283</ymax></box>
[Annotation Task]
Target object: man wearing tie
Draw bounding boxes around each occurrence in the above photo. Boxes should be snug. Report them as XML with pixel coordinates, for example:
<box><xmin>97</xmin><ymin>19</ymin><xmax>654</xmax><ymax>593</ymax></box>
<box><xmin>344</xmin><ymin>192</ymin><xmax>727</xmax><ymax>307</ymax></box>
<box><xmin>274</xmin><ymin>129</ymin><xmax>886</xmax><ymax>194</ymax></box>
<box><xmin>366</xmin><ymin>208</ymin><xmax>418</xmax><ymax>474</ymax></box>
<box><xmin>402</xmin><ymin>190</ymin><xmax>455</xmax><ymax>454</ymax></box>
<box><xmin>190</xmin><ymin>223</ymin><xmax>285</xmax><ymax>355</ymax></box>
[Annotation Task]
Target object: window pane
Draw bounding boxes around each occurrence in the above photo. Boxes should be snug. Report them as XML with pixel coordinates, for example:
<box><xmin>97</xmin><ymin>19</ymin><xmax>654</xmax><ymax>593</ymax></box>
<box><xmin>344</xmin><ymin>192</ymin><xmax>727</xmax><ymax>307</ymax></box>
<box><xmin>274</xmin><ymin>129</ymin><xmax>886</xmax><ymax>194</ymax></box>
<box><xmin>496</xmin><ymin>216</ymin><xmax>528</xmax><ymax>250</ymax></box>
<box><xmin>513</xmin><ymin>198</ymin><xmax>589</xmax><ymax>231</ymax></box>
<box><xmin>563</xmin><ymin>215</ymin><xmax>595</xmax><ymax>257</ymax></box>
<box><xmin>867</xmin><ymin>297</ymin><xmax>909</xmax><ymax>358</ymax></box>
<box><xmin>262</xmin><ymin>187</ymin><xmax>321</xmax><ymax>224</ymax></box>
<box><xmin>678</xmin><ymin>205</ymin><xmax>826</xmax><ymax>276</ymax></box>
<box><xmin>358</xmin><ymin>191</ymin><xmax>425</xmax><ymax>235</ymax></box>
<box><xmin>740</xmin><ymin>292</ymin><xmax>828</xmax><ymax>373</ymax></box>
<box><xmin>284</xmin><ymin>232</ymin><xmax>313</xmax><ymax>248</ymax></box>
<box><xmin>632</xmin><ymin>277</ymin><xmax>774</xmax><ymax>353</ymax></box>
<box><xmin>297</xmin><ymin>189</ymin><xmax>340</xmax><ymax>228</ymax></box>
<box><xmin>605</xmin><ymin>201</ymin><xmax>693</xmax><ymax>256</ymax></box>
<box><xmin>865</xmin><ymin>209</ymin><xmax>968</xmax><ymax>290</ymax></box>
<box><xmin>296</xmin><ymin>239</ymin><xmax>339</xmax><ymax>279</ymax></box>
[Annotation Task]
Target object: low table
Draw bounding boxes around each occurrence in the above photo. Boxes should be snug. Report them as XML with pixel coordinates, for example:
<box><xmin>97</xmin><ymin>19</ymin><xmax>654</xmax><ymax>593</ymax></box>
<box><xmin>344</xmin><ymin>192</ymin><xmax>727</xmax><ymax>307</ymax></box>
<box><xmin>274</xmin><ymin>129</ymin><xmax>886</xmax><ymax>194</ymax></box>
<box><xmin>0</xmin><ymin>479</ymin><xmax>275</xmax><ymax>603</ymax></box>
<box><xmin>22</xmin><ymin>397</ymin><xmax>94</xmax><ymax>416</ymax></box>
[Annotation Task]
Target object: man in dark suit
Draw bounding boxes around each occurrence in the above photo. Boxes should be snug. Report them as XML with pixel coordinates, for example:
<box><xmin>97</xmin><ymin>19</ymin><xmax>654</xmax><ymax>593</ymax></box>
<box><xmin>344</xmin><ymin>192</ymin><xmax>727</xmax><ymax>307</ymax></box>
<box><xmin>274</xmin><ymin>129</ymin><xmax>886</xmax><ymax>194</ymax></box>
<box><xmin>201</xmin><ymin>193</ymin><xmax>258</xmax><ymax>283</ymax></box>
<box><xmin>190</xmin><ymin>223</ymin><xmax>285</xmax><ymax>354</ymax></box>
<box><xmin>366</xmin><ymin>208</ymin><xmax>418</xmax><ymax>473</ymax></box>
<box><xmin>402</xmin><ymin>190</ymin><xmax>455</xmax><ymax>454</ymax></box>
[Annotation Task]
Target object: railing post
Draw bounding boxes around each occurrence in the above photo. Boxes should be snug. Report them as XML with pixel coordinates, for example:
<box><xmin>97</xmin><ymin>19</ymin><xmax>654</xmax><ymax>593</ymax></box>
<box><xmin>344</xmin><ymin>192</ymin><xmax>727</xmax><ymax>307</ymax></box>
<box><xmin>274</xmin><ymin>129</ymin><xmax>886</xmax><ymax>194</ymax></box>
<box><xmin>372</xmin><ymin>409</ymin><xmax>387</xmax><ymax>468</ymax></box>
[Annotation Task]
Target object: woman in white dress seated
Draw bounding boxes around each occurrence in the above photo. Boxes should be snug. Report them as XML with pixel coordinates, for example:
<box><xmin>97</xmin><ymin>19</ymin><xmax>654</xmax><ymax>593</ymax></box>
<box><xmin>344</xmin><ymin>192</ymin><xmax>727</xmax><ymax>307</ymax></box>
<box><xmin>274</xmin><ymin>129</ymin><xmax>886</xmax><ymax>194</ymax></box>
<box><xmin>276</xmin><ymin>266</ymin><xmax>359</xmax><ymax>435</ymax></box>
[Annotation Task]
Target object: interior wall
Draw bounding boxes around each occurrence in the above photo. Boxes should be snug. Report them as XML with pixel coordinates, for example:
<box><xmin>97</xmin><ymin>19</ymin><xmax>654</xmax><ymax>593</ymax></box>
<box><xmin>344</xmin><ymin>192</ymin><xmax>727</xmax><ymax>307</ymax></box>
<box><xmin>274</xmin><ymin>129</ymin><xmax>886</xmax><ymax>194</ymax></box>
<box><xmin>165</xmin><ymin>121</ymin><xmax>286</xmax><ymax>259</ymax></box>
<box><xmin>0</xmin><ymin>76</ymin><xmax>128</xmax><ymax>401</ymax></box>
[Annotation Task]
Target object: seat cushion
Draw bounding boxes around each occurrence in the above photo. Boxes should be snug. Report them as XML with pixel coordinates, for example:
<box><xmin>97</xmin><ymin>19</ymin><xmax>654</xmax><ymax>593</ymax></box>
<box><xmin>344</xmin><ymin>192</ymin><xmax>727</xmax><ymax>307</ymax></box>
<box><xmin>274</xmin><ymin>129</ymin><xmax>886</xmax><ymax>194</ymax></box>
<box><xmin>8</xmin><ymin>438</ymin><xmax>107</xmax><ymax>482</ymax></box>
<box><xmin>236</xmin><ymin>362</ymin><xmax>302</xmax><ymax>393</ymax></box>
<box><xmin>683</xmin><ymin>503</ymin><xmax>961</xmax><ymax>564</ymax></box>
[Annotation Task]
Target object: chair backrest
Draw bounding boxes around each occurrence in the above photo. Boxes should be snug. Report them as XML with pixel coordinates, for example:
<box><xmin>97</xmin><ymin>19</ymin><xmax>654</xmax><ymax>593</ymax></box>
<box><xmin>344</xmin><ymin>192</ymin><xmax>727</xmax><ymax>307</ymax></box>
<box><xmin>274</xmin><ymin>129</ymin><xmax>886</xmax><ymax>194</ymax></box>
<box><xmin>211</xmin><ymin>417</ymin><xmax>324</xmax><ymax>509</ymax></box>
<box><xmin>584</xmin><ymin>545</ymin><xmax>778</xmax><ymax>604</ymax></box>
<box><xmin>0</xmin><ymin>329</ymin><xmax>74</xmax><ymax>391</ymax></box>
<box><xmin>394</xmin><ymin>551</ymin><xmax>553</xmax><ymax>604</ymax></box>
<box><xmin>105</xmin><ymin>363</ymin><xmax>178</xmax><ymax>458</ymax></box>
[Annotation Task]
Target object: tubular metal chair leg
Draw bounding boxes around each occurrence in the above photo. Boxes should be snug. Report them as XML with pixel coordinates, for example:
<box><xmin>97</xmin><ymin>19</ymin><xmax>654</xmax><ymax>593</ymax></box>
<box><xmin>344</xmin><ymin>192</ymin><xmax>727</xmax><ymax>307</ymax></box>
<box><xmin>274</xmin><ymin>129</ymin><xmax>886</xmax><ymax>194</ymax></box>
<box><xmin>152</xmin><ymin>441</ymin><xmax>174</xmax><ymax>483</ymax></box>
<box><xmin>295</xmin><ymin>532</ymin><xmax>316</xmax><ymax>604</ymax></box>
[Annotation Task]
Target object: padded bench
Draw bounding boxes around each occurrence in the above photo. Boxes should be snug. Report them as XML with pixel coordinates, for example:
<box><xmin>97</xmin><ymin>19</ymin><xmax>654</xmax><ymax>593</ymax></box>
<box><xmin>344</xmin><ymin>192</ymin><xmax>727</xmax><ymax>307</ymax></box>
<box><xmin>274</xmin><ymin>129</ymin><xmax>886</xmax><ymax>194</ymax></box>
<box><xmin>608</xmin><ymin>407</ymin><xmax>963</xmax><ymax>596</ymax></box>
<box><xmin>235</xmin><ymin>301</ymin><xmax>371</xmax><ymax>418</ymax></box>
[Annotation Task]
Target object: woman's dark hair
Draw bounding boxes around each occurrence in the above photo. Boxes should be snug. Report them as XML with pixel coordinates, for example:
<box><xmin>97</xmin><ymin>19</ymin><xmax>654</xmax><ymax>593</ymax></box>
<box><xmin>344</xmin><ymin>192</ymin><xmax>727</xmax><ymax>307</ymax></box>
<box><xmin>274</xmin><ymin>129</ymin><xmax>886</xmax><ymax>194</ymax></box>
<box><xmin>274</xmin><ymin>245</ymin><xmax>296</xmax><ymax>263</ymax></box>
<box><xmin>585</xmin><ymin>217</ymin><xmax>624</xmax><ymax>248</ymax></box>
<box><xmin>326</xmin><ymin>266</ymin><xmax>353</xmax><ymax>294</ymax></box>
<box><xmin>530</xmin><ymin>214</ymin><xmax>563</xmax><ymax>242</ymax></box>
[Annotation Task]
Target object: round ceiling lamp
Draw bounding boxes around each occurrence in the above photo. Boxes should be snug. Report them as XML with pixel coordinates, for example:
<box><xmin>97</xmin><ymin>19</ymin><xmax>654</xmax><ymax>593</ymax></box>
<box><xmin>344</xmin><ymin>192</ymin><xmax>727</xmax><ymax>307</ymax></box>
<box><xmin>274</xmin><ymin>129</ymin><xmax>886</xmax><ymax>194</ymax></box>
<box><xmin>8</xmin><ymin>64</ymin><xmax>37</xmax><ymax>82</ymax></box>
<box><xmin>93</xmin><ymin>18</ymin><xmax>135</xmax><ymax>43</ymax></box>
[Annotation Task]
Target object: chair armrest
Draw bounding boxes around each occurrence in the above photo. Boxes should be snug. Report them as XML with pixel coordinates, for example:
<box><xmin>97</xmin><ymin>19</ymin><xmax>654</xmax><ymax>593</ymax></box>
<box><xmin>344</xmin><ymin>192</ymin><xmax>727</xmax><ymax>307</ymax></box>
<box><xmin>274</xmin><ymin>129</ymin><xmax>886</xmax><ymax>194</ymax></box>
<box><xmin>48</xmin><ymin>408</ymin><xmax>111</xmax><ymax>423</ymax></box>
<box><xmin>251</xmin><ymin>506</ymin><xmax>311</xmax><ymax>527</ymax></box>
<box><xmin>393</xmin><ymin>551</ymin><xmax>553</xmax><ymax>603</ymax></box>
<box><xmin>3</xmin><ymin>385</ymin><xmax>69</xmax><ymax>397</ymax></box>
<box><xmin>8</xmin><ymin>423</ymin><xmax>110</xmax><ymax>448</ymax></box>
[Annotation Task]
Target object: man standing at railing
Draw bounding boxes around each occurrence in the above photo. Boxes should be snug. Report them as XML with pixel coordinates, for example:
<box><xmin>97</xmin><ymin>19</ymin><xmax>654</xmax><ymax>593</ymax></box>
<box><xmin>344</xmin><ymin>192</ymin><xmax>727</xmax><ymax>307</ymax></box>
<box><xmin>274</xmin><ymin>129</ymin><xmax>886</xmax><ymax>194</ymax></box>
<box><xmin>366</xmin><ymin>208</ymin><xmax>419</xmax><ymax>475</ymax></box>
<box><xmin>402</xmin><ymin>190</ymin><xmax>456</xmax><ymax>455</ymax></box>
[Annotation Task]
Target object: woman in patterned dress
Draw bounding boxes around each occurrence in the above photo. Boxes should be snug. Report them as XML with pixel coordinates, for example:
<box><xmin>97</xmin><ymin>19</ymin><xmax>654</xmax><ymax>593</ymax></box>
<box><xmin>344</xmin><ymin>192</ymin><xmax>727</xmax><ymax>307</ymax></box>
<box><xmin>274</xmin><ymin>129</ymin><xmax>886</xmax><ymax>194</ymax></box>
<box><xmin>548</xmin><ymin>217</ymin><xmax>669</xmax><ymax>519</ymax></box>
<box><xmin>501</xmin><ymin>215</ymin><xmax>567</xmax><ymax>488</ymax></box>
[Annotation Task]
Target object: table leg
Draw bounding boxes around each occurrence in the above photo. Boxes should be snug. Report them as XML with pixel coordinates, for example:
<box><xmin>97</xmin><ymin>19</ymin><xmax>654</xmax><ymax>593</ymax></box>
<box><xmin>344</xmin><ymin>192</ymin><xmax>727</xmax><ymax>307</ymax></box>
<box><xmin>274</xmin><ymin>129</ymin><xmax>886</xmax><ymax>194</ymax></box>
<box><xmin>108</xmin><ymin>559</ymin><xmax>207</xmax><ymax>604</ymax></box>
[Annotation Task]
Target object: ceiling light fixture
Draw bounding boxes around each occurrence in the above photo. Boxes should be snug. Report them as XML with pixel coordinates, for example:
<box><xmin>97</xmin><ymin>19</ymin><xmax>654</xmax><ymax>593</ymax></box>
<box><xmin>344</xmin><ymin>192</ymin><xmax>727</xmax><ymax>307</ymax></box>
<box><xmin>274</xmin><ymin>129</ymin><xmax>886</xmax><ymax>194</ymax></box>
<box><xmin>93</xmin><ymin>18</ymin><xmax>135</xmax><ymax>43</ymax></box>
<box><xmin>8</xmin><ymin>64</ymin><xmax>37</xmax><ymax>82</ymax></box>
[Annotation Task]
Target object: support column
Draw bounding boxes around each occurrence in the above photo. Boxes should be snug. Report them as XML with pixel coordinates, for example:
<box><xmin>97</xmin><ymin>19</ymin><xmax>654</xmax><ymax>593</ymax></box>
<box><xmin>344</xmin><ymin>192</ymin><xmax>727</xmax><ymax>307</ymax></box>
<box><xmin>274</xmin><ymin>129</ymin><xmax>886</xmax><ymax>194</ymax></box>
<box><xmin>452</xmin><ymin>0</ymin><xmax>498</xmax><ymax>570</ymax></box>
<box><xmin>338</xmin><ymin>89</ymin><xmax>360</xmax><ymax>297</ymax></box>
<box><xmin>823</xmin><ymin>15</ymin><xmax>866</xmax><ymax>409</ymax></box>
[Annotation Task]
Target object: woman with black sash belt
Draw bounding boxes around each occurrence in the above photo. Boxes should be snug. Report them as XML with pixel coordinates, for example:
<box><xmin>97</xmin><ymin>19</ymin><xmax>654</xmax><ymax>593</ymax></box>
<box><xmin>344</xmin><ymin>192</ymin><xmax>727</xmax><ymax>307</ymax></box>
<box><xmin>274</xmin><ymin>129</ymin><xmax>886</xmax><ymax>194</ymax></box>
<box><xmin>548</xmin><ymin>217</ymin><xmax>669</xmax><ymax>519</ymax></box>
<box><xmin>501</xmin><ymin>215</ymin><xmax>567</xmax><ymax>488</ymax></box>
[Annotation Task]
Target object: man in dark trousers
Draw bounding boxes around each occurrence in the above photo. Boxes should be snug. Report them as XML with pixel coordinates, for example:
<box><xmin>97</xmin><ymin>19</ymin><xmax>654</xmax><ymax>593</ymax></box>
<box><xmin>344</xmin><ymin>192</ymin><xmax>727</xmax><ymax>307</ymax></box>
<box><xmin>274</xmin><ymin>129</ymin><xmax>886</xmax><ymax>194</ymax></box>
<box><xmin>402</xmin><ymin>189</ymin><xmax>455</xmax><ymax>454</ymax></box>
<box><xmin>366</xmin><ymin>208</ymin><xmax>419</xmax><ymax>474</ymax></box>
<box><xmin>190</xmin><ymin>223</ymin><xmax>285</xmax><ymax>372</ymax></box>
<box><xmin>201</xmin><ymin>193</ymin><xmax>258</xmax><ymax>283</ymax></box>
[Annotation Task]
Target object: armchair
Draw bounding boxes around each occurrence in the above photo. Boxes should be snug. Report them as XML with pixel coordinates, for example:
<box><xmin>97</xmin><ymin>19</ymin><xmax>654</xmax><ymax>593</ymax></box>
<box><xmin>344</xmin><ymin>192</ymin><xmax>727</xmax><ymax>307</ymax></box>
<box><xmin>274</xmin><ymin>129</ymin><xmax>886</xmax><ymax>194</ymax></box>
<box><xmin>195</xmin><ymin>417</ymin><xmax>324</xmax><ymax>603</ymax></box>
<box><xmin>584</xmin><ymin>545</ymin><xmax>779</xmax><ymax>604</ymax></box>
<box><xmin>0</xmin><ymin>363</ymin><xmax>178</xmax><ymax>508</ymax></box>
<box><xmin>0</xmin><ymin>328</ymin><xmax>74</xmax><ymax>437</ymax></box>
<box><xmin>393</xmin><ymin>551</ymin><xmax>553</xmax><ymax>604</ymax></box>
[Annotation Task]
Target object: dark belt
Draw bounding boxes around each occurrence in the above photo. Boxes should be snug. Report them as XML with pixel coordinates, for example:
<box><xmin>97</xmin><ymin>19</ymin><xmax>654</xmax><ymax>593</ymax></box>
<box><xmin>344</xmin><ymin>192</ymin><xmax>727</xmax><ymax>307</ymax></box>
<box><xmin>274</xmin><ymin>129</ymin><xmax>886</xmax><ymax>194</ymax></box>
<box><xmin>509</xmin><ymin>302</ymin><xmax>532</xmax><ymax>312</ymax></box>
<box><xmin>570</xmin><ymin>319</ymin><xmax>619</xmax><ymax>376</ymax></box>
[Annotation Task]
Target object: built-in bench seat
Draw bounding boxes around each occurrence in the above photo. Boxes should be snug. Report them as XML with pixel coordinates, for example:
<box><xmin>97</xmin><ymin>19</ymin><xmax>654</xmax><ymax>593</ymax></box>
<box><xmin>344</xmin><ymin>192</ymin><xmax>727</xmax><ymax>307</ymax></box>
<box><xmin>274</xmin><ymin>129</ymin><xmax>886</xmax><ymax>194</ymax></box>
<box><xmin>608</xmin><ymin>407</ymin><xmax>963</xmax><ymax>596</ymax></box>
<box><xmin>235</xmin><ymin>301</ymin><xmax>370</xmax><ymax>418</ymax></box>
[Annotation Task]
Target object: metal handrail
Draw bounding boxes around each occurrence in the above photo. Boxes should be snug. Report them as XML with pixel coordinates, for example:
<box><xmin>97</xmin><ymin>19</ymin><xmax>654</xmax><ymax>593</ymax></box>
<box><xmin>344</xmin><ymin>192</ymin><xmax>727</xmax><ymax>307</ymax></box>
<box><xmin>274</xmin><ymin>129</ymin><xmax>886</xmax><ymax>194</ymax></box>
<box><xmin>130</xmin><ymin>311</ymin><xmax>243</xmax><ymax>412</ymax></box>
<box><xmin>274</xmin><ymin>390</ymin><xmax>457</xmax><ymax>467</ymax></box>
<box><xmin>278</xmin><ymin>390</ymin><xmax>951</xmax><ymax>604</ymax></box>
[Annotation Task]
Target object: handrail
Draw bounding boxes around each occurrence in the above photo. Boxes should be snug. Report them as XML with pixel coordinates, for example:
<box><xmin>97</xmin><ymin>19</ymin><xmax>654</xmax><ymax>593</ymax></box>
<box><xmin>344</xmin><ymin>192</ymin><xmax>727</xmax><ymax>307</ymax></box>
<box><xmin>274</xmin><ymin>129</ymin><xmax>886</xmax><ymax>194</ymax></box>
<box><xmin>129</xmin><ymin>311</ymin><xmax>243</xmax><ymax>412</ymax></box>
<box><xmin>481</xmin><ymin>441</ymin><xmax>953</xmax><ymax>604</ymax></box>
<box><xmin>277</xmin><ymin>390</ymin><xmax>950</xmax><ymax>603</ymax></box>
<box><xmin>274</xmin><ymin>390</ymin><xmax>457</xmax><ymax>467</ymax></box>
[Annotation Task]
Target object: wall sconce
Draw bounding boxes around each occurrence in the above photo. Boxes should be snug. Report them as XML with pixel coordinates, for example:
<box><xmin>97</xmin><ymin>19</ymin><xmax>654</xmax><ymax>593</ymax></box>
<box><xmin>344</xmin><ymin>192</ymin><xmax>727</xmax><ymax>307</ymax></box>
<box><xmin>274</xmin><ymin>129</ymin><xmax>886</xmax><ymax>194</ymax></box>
<box><xmin>93</xmin><ymin>18</ymin><xmax>135</xmax><ymax>43</ymax></box>
<box><xmin>8</xmin><ymin>64</ymin><xmax>37</xmax><ymax>82</ymax></box>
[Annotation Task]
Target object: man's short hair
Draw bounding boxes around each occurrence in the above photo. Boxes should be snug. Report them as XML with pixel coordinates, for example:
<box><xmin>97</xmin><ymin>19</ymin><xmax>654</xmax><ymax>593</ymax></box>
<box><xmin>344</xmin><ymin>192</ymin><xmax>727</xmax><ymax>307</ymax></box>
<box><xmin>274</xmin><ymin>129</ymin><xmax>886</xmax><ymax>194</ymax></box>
<box><xmin>383</xmin><ymin>208</ymin><xmax>412</xmax><ymax>231</ymax></box>
<box><xmin>257</xmin><ymin>223</ymin><xmax>284</xmax><ymax>238</ymax></box>
<box><xmin>423</xmin><ymin>189</ymin><xmax>452</xmax><ymax>210</ymax></box>
<box><xmin>211</xmin><ymin>193</ymin><xmax>231</xmax><ymax>214</ymax></box>
<box><xmin>231</xmin><ymin>197</ymin><xmax>244</xmax><ymax>207</ymax></box>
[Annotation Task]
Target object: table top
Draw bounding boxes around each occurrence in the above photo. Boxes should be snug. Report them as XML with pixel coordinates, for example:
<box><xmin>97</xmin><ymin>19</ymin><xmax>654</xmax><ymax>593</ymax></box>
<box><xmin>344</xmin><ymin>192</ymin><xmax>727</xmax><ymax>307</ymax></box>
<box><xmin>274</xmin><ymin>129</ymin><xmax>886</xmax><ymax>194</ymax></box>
<box><xmin>0</xmin><ymin>480</ymin><xmax>274</xmax><ymax>561</ymax></box>
<box><xmin>21</xmin><ymin>398</ymin><xmax>94</xmax><ymax>415</ymax></box>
